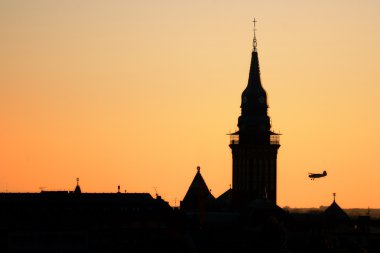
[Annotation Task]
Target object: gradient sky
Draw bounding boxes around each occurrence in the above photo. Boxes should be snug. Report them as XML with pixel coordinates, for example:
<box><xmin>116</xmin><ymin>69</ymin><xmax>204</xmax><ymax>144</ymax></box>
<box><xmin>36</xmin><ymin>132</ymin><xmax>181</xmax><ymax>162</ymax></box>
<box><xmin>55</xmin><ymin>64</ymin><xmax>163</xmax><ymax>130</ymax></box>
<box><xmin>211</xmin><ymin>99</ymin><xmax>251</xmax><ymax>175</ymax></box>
<box><xmin>1</xmin><ymin>0</ymin><xmax>380</xmax><ymax>208</ymax></box>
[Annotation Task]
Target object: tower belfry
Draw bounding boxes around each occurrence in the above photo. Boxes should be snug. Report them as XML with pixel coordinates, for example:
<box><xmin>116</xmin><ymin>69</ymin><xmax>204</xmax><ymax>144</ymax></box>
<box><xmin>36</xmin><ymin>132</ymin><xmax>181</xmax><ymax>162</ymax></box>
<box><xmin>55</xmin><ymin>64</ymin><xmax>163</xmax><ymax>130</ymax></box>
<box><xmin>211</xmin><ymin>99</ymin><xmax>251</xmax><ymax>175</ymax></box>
<box><xmin>230</xmin><ymin>20</ymin><xmax>280</xmax><ymax>206</ymax></box>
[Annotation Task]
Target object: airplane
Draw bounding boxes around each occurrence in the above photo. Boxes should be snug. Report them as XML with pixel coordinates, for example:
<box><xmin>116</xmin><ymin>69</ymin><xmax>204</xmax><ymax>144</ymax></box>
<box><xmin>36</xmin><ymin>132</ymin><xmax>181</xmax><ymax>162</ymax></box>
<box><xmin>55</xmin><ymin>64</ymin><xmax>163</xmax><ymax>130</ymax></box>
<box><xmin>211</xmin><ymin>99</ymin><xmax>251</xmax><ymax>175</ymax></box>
<box><xmin>308</xmin><ymin>170</ymin><xmax>327</xmax><ymax>180</ymax></box>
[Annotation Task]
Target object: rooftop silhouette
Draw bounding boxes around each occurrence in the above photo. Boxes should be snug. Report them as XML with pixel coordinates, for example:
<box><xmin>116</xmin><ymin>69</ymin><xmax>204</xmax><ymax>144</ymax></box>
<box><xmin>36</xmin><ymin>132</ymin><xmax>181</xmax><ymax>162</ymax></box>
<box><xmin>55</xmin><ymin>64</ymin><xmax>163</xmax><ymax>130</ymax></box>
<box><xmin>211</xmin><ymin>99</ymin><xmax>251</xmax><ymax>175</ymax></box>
<box><xmin>0</xmin><ymin>24</ymin><xmax>379</xmax><ymax>253</ymax></box>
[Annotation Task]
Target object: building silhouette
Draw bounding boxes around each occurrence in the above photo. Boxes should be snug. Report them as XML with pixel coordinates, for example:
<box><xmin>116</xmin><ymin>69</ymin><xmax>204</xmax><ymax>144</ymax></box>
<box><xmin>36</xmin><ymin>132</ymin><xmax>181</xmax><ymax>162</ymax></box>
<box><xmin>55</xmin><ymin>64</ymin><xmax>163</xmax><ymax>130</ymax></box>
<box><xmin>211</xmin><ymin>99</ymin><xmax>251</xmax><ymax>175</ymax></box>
<box><xmin>229</xmin><ymin>22</ymin><xmax>280</xmax><ymax>206</ymax></box>
<box><xmin>181</xmin><ymin>24</ymin><xmax>283</xmax><ymax>210</ymax></box>
<box><xmin>0</xmin><ymin>181</ymin><xmax>178</xmax><ymax>253</ymax></box>
<box><xmin>180</xmin><ymin>166</ymin><xmax>215</xmax><ymax>212</ymax></box>
<box><xmin>1</xmin><ymin>26</ymin><xmax>380</xmax><ymax>253</ymax></box>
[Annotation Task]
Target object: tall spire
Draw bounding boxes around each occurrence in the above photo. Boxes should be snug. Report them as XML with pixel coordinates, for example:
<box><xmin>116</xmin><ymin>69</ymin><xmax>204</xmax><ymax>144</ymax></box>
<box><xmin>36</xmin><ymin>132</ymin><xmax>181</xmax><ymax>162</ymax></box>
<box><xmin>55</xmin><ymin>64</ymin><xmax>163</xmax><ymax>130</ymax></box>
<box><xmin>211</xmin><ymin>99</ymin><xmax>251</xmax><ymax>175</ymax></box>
<box><xmin>238</xmin><ymin>20</ymin><xmax>271</xmax><ymax>144</ymax></box>
<box><xmin>253</xmin><ymin>18</ymin><xmax>258</xmax><ymax>52</ymax></box>
<box><xmin>246</xmin><ymin>18</ymin><xmax>264</xmax><ymax>92</ymax></box>
<box><xmin>230</xmin><ymin>23</ymin><xmax>281</xmax><ymax>207</ymax></box>
<box><xmin>240</xmin><ymin>20</ymin><xmax>268</xmax><ymax>116</ymax></box>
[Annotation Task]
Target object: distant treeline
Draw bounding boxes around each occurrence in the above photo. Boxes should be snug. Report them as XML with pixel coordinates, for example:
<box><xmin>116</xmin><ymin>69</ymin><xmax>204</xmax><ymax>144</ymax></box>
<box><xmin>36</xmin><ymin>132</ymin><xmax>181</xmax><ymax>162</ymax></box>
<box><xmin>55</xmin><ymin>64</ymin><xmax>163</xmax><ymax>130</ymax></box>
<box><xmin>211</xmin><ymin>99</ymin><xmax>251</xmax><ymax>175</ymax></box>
<box><xmin>283</xmin><ymin>206</ymin><xmax>380</xmax><ymax>218</ymax></box>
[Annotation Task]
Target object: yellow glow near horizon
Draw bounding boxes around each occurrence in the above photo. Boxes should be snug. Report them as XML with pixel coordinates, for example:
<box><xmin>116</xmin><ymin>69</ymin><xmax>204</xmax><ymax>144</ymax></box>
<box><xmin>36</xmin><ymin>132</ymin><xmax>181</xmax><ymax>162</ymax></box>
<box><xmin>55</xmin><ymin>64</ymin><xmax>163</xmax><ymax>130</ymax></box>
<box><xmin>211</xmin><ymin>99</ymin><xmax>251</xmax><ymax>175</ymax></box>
<box><xmin>1</xmin><ymin>1</ymin><xmax>380</xmax><ymax>208</ymax></box>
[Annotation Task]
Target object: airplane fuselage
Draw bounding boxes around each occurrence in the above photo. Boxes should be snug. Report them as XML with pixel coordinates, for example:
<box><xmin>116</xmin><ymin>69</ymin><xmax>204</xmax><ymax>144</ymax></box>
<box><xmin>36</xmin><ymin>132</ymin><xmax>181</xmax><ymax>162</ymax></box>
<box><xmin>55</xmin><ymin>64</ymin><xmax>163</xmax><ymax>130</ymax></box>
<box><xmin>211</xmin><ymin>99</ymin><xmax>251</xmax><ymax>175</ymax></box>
<box><xmin>308</xmin><ymin>171</ymin><xmax>327</xmax><ymax>180</ymax></box>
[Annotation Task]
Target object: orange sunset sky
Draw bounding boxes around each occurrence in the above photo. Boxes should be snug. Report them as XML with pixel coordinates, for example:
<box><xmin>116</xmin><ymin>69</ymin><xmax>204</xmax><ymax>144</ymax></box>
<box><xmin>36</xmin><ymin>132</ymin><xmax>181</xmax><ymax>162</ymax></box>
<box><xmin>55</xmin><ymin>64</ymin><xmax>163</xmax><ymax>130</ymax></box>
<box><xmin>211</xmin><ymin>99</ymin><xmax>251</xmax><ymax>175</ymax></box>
<box><xmin>1</xmin><ymin>1</ymin><xmax>380</xmax><ymax>208</ymax></box>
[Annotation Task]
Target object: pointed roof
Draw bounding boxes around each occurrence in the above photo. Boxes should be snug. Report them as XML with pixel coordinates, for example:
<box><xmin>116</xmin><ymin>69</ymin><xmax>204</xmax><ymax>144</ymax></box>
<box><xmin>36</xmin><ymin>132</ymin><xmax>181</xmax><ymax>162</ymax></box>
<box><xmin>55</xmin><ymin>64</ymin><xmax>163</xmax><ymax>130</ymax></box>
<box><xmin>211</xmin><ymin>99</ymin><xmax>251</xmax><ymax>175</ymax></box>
<box><xmin>217</xmin><ymin>188</ymin><xmax>232</xmax><ymax>202</ymax></box>
<box><xmin>242</xmin><ymin>48</ymin><xmax>268</xmax><ymax>109</ymax></box>
<box><xmin>181</xmin><ymin>166</ymin><xmax>215</xmax><ymax>211</ymax></box>
<box><xmin>74</xmin><ymin>178</ymin><xmax>81</xmax><ymax>194</ymax></box>
<box><xmin>216</xmin><ymin>188</ymin><xmax>233</xmax><ymax>209</ymax></box>
<box><xmin>247</xmin><ymin>50</ymin><xmax>263</xmax><ymax>91</ymax></box>
<box><xmin>238</xmin><ymin>25</ymin><xmax>272</xmax><ymax>143</ymax></box>
<box><xmin>182</xmin><ymin>166</ymin><xmax>214</xmax><ymax>201</ymax></box>
<box><xmin>240</xmin><ymin>22</ymin><xmax>269</xmax><ymax>123</ymax></box>
<box><xmin>242</xmin><ymin>19</ymin><xmax>267</xmax><ymax>109</ymax></box>
<box><xmin>324</xmin><ymin>194</ymin><xmax>350</xmax><ymax>222</ymax></box>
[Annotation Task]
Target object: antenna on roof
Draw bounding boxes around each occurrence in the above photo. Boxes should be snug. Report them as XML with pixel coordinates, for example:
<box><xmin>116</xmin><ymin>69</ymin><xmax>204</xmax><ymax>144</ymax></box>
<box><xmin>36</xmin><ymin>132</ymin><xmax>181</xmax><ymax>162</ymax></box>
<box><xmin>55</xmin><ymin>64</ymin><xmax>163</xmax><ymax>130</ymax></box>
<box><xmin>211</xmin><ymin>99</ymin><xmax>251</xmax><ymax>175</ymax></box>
<box><xmin>153</xmin><ymin>187</ymin><xmax>158</xmax><ymax>197</ymax></box>
<box><xmin>117</xmin><ymin>185</ymin><xmax>120</xmax><ymax>193</ymax></box>
<box><xmin>76</xmin><ymin>177</ymin><xmax>79</xmax><ymax>186</ymax></box>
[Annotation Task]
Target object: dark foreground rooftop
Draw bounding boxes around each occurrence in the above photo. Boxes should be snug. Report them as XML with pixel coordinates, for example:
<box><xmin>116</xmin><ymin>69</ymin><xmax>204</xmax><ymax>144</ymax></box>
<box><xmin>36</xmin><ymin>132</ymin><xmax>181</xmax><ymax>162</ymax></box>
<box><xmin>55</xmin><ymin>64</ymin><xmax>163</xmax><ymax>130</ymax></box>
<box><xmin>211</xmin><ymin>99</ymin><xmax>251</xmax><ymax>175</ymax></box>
<box><xmin>1</xmin><ymin>190</ymin><xmax>380</xmax><ymax>253</ymax></box>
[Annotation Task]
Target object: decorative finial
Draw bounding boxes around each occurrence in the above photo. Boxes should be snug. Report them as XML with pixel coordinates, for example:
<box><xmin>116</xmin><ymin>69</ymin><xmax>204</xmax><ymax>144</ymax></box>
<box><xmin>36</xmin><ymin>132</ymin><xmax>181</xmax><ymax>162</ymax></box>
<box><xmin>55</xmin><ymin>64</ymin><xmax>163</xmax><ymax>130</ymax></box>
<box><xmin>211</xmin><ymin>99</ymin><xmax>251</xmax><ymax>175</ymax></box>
<box><xmin>76</xmin><ymin>177</ymin><xmax>79</xmax><ymax>186</ymax></box>
<box><xmin>252</xmin><ymin>18</ymin><xmax>258</xmax><ymax>52</ymax></box>
<box><xmin>197</xmin><ymin>166</ymin><xmax>200</xmax><ymax>172</ymax></box>
<box><xmin>333</xmin><ymin>192</ymin><xmax>336</xmax><ymax>202</ymax></box>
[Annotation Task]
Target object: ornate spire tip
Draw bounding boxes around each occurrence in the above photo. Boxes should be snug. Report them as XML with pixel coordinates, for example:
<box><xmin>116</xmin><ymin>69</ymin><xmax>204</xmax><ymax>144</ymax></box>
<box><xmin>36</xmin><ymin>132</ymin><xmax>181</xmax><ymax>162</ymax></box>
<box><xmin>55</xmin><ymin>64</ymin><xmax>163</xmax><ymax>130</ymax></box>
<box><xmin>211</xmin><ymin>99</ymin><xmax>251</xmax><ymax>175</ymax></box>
<box><xmin>252</xmin><ymin>18</ymin><xmax>258</xmax><ymax>52</ymax></box>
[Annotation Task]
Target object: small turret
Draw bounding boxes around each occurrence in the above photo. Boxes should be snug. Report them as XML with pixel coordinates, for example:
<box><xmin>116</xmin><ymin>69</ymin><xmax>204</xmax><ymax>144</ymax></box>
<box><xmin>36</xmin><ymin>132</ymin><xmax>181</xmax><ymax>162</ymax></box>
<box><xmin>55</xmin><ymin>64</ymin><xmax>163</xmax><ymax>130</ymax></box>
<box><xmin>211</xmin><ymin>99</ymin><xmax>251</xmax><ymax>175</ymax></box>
<box><xmin>180</xmin><ymin>166</ymin><xmax>215</xmax><ymax>212</ymax></box>
<box><xmin>324</xmin><ymin>193</ymin><xmax>350</xmax><ymax>222</ymax></box>
<box><xmin>74</xmin><ymin>178</ymin><xmax>81</xmax><ymax>194</ymax></box>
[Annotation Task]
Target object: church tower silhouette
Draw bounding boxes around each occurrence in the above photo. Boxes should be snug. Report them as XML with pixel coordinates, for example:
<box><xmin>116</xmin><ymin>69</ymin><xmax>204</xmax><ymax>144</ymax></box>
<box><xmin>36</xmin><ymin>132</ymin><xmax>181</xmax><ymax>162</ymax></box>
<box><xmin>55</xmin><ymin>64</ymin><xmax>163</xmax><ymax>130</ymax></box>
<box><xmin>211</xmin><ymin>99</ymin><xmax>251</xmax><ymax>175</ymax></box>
<box><xmin>229</xmin><ymin>20</ymin><xmax>280</xmax><ymax>206</ymax></box>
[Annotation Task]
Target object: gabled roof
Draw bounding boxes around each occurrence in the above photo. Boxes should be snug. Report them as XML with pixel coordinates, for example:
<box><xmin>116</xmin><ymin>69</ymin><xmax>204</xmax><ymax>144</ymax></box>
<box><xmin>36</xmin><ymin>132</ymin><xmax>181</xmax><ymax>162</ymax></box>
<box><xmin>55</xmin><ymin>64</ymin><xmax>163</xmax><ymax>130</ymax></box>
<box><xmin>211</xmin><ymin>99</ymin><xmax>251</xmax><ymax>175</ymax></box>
<box><xmin>180</xmin><ymin>167</ymin><xmax>215</xmax><ymax>211</ymax></box>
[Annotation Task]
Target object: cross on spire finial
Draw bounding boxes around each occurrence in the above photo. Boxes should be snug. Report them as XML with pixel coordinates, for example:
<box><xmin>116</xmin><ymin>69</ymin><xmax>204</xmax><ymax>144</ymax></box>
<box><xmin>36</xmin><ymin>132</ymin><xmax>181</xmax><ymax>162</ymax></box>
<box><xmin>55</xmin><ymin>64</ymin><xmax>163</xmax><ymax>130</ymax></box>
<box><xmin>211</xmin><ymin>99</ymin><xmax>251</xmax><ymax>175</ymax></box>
<box><xmin>333</xmin><ymin>192</ymin><xmax>336</xmax><ymax>202</ymax></box>
<box><xmin>76</xmin><ymin>177</ymin><xmax>79</xmax><ymax>186</ymax></box>
<box><xmin>252</xmin><ymin>18</ymin><xmax>258</xmax><ymax>52</ymax></box>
